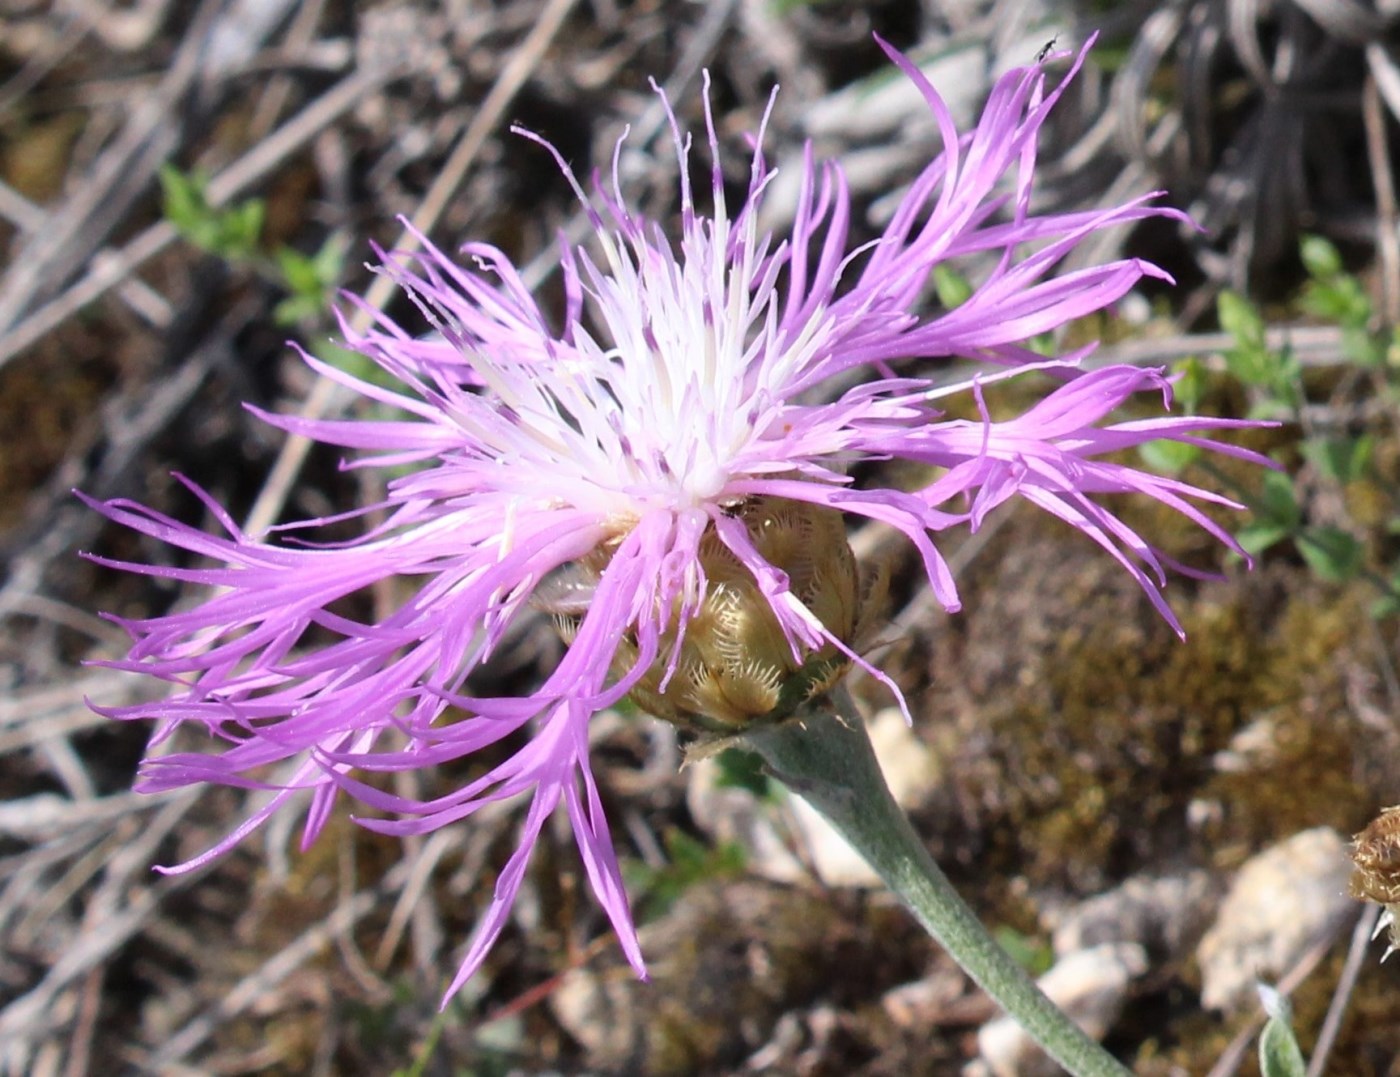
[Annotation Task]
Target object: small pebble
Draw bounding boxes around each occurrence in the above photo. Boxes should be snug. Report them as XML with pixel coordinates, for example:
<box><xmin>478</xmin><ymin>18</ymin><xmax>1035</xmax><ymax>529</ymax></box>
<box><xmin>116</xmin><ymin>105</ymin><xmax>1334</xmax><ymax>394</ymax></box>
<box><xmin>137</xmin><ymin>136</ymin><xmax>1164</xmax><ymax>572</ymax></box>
<box><xmin>976</xmin><ymin>943</ymin><xmax>1148</xmax><ymax>1077</ymax></box>
<box><xmin>1196</xmin><ymin>827</ymin><xmax>1356</xmax><ymax>1012</ymax></box>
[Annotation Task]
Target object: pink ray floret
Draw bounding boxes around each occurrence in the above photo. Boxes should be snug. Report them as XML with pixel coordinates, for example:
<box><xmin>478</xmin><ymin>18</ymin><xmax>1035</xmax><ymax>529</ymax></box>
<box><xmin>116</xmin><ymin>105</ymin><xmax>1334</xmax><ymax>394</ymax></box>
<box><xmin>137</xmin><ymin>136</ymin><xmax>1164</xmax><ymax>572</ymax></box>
<box><xmin>83</xmin><ymin>36</ymin><xmax>1271</xmax><ymax>1001</ymax></box>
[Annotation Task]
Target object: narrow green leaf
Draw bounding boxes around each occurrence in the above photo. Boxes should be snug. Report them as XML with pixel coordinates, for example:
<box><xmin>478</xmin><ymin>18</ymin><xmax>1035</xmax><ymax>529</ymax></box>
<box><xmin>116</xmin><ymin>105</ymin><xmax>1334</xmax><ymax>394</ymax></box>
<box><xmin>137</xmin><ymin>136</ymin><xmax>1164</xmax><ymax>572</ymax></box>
<box><xmin>159</xmin><ymin>163</ymin><xmax>265</xmax><ymax>260</ymax></box>
<box><xmin>622</xmin><ymin>828</ymin><xmax>747</xmax><ymax>919</ymax></box>
<box><xmin>1371</xmin><ymin>562</ymin><xmax>1400</xmax><ymax>617</ymax></box>
<box><xmin>311</xmin><ymin>233</ymin><xmax>348</xmax><ymax>283</ymax></box>
<box><xmin>1257</xmin><ymin>985</ymin><xmax>1308</xmax><ymax>1077</ymax></box>
<box><xmin>1218</xmin><ymin>291</ymin><xmax>1306</xmax><ymax>411</ymax></box>
<box><xmin>992</xmin><ymin>925</ymin><xmax>1054</xmax><ymax>976</ymax></box>
<box><xmin>226</xmin><ymin>199</ymin><xmax>265</xmax><ymax>254</ymax></box>
<box><xmin>157</xmin><ymin>163</ymin><xmax>205</xmax><ymax>233</ymax></box>
<box><xmin>272</xmin><ymin>293</ymin><xmax>322</xmax><ymax>327</ymax></box>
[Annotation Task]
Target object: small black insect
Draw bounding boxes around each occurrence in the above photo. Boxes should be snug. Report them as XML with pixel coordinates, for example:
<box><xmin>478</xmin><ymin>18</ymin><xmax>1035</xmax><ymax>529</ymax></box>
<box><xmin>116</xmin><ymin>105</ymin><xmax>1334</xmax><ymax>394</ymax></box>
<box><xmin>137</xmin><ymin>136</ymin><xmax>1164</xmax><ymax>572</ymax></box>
<box><xmin>1036</xmin><ymin>35</ymin><xmax>1059</xmax><ymax>64</ymax></box>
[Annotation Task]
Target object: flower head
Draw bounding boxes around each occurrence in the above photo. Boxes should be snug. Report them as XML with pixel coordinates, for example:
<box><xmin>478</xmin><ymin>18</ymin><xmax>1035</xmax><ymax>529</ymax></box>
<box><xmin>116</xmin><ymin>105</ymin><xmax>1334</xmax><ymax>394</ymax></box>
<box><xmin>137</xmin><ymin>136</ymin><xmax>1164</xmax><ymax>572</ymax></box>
<box><xmin>1350</xmin><ymin>806</ymin><xmax>1400</xmax><ymax>961</ymax></box>
<box><xmin>85</xmin><ymin>37</ymin><xmax>1270</xmax><ymax>1000</ymax></box>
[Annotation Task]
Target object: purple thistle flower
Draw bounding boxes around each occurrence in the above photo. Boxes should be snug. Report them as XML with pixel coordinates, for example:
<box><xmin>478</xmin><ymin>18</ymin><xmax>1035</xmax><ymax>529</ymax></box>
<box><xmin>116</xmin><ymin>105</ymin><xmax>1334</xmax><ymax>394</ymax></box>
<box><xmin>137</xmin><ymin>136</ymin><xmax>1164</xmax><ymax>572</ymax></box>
<box><xmin>84</xmin><ymin>36</ymin><xmax>1271</xmax><ymax>1000</ymax></box>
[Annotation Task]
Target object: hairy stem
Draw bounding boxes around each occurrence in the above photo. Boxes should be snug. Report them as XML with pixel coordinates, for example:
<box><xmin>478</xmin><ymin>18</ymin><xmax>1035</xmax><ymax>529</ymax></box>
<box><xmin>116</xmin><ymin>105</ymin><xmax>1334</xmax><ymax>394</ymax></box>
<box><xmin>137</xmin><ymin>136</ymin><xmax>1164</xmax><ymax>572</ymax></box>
<box><xmin>740</xmin><ymin>686</ymin><xmax>1132</xmax><ymax>1077</ymax></box>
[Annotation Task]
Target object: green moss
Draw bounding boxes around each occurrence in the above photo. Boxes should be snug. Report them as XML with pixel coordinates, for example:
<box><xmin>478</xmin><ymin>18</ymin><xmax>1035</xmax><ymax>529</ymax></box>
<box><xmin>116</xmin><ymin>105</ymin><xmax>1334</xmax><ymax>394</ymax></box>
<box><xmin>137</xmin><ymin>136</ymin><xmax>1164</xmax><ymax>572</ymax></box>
<box><xmin>551</xmin><ymin>880</ymin><xmax>924</xmax><ymax>1074</ymax></box>
<box><xmin>1201</xmin><ymin>590</ymin><xmax>1376</xmax><ymax>854</ymax></box>
<box><xmin>1298</xmin><ymin>957</ymin><xmax>1400</xmax><ymax>1076</ymax></box>
<box><xmin>1133</xmin><ymin>950</ymin><xmax>1400</xmax><ymax>1076</ymax></box>
<box><xmin>0</xmin><ymin>342</ymin><xmax>114</xmax><ymax>530</ymax></box>
<box><xmin>1132</xmin><ymin>1006</ymin><xmax>1235</xmax><ymax>1076</ymax></box>
<box><xmin>924</xmin><ymin>486</ymin><xmax>1380</xmax><ymax>891</ymax></box>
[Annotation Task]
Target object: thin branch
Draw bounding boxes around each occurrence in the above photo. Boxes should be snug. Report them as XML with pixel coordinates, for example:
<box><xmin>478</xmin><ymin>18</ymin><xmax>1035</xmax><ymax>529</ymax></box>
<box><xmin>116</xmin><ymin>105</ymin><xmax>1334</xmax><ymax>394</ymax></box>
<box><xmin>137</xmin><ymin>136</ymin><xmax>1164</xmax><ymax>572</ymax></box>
<box><xmin>0</xmin><ymin>64</ymin><xmax>394</xmax><ymax>372</ymax></box>
<box><xmin>242</xmin><ymin>0</ymin><xmax>585</xmax><ymax>535</ymax></box>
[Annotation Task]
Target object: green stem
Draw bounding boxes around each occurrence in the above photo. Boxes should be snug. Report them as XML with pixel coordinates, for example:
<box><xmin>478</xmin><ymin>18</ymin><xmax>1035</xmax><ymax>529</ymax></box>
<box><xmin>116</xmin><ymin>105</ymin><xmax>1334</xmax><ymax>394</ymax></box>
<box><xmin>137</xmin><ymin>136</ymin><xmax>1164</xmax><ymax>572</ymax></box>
<box><xmin>740</xmin><ymin>685</ymin><xmax>1132</xmax><ymax>1077</ymax></box>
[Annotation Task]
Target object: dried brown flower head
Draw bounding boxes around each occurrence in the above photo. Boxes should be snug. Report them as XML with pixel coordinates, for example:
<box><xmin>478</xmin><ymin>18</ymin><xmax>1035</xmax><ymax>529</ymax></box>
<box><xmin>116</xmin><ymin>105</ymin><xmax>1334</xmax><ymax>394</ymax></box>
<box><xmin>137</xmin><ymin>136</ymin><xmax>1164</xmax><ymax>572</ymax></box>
<box><xmin>1350</xmin><ymin>806</ymin><xmax>1400</xmax><ymax>960</ymax></box>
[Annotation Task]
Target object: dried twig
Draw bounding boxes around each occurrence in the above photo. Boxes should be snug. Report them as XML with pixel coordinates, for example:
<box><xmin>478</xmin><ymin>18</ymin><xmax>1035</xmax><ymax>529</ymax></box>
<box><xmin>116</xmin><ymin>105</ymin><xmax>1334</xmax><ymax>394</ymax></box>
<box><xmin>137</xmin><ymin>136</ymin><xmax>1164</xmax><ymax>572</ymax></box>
<box><xmin>0</xmin><ymin>64</ymin><xmax>394</xmax><ymax>371</ymax></box>
<box><xmin>145</xmin><ymin>858</ymin><xmax>411</xmax><ymax>1069</ymax></box>
<box><xmin>0</xmin><ymin>792</ymin><xmax>203</xmax><ymax>1068</ymax></box>
<box><xmin>1203</xmin><ymin>907</ymin><xmax>1360</xmax><ymax>1077</ymax></box>
<box><xmin>1308</xmin><ymin>905</ymin><xmax>1382</xmax><ymax>1077</ymax></box>
<box><xmin>242</xmin><ymin>0</ymin><xmax>585</xmax><ymax>535</ymax></box>
<box><xmin>0</xmin><ymin>0</ymin><xmax>217</xmax><ymax>335</ymax></box>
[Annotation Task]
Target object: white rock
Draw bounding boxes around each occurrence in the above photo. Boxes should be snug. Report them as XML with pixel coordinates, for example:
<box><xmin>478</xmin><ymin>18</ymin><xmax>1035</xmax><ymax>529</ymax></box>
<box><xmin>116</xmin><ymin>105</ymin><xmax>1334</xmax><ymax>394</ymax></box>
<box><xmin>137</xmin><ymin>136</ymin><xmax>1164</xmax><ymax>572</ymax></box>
<box><xmin>783</xmin><ymin>792</ymin><xmax>885</xmax><ymax>887</ymax></box>
<box><xmin>685</xmin><ymin>757</ymin><xmax>806</xmax><ymax>884</ymax></box>
<box><xmin>866</xmin><ymin>706</ymin><xmax>943</xmax><ymax>806</ymax></box>
<box><xmin>760</xmin><ymin>44</ymin><xmax>990</xmax><ymax>232</ymax></box>
<box><xmin>881</xmin><ymin>965</ymin><xmax>967</xmax><ymax>1028</ymax></box>
<box><xmin>550</xmin><ymin>967</ymin><xmax>635</xmax><ymax>1062</ymax></box>
<box><xmin>1047</xmin><ymin>870</ymin><xmax>1216</xmax><ymax>958</ymax></box>
<box><xmin>785</xmin><ymin>707</ymin><xmax>942</xmax><ymax>887</ymax></box>
<box><xmin>1196</xmin><ymin>827</ymin><xmax>1356</xmax><ymax>1012</ymax></box>
<box><xmin>1212</xmin><ymin>716</ymin><xmax>1283</xmax><ymax>773</ymax></box>
<box><xmin>686</xmin><ymin>707</ymin><xmax>940</xmax><ymax>888</ymax></box>
<box><xmin>977</xmin><ymin>943</ymin><xmax>1148</xmax><ymax>1077</ymax></box>
<box><xmin>803</xmin><ymin>43</ymin><xmax>989</xmax><ymax>141</ymax></box>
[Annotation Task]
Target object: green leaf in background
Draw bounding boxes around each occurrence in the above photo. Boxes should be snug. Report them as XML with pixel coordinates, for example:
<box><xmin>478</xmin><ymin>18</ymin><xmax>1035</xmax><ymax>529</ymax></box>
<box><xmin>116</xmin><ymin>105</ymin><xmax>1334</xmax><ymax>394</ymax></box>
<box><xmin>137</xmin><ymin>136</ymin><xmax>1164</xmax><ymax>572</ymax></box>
<box><xmin>1218</xmin><ymin>290</ymin><xmax>1266</xmax><ymax>355</ymax></box>
<box><xmin>1302</xmin><ymin>434</ymin><xmax>1374</xmax><ymax>484</ymax></box>
<box><xmin>769</xmin><ymin>0</ymin><xmax>840</xmax><ymax>13</ymax></box>
<box><xmin>1257</xmin><ymin>469</ymin><xmax>1302</xmax><ymax>525</ymax></box>
<box><xmin>311</xmin><ymin>339</ymin><xmax>410</xmax><ymax>395</ymax></box>
<box><xmin>1297</xmin><ymin>525</ymin><xmax>1365</xmax><ymax>582</ymax></box>
<box><xmin>1299</xmin><ymin>235</ymin><xmax>1383</xmax><ymax>365</ymax></box>
<box><xmin>1300</xmin><ymin>235</ymin><xmax>1372</xmax><ymax>328</ymax></box>
<box><xmin>273</xmin><ymin>235</ymin><xmax>347</xmax><ymax>327</ymax></box>
<box><xmin>1257</xmin><ymin>470</ymin><xmax>1302</xmax><ymax>525</ymax></box>
<box><xmin>992</xmin><ymin>925</ymin><xmax>1054</xmax><ymax>977</ymax></box>
<box><xmin>1340</xmin><ymin>324</ymin><xmax>1385</xmax><ymax>367</ymax></box>
<box><xmin>1299</xmin><ymin>233</ymin><xmax>1344</xmax><ymax>279</ymax></box>
<box><xmin>272</xmin><ymin>292</ymin><xmax>321</xmax><ymax>327</ymax></box>
<box><xmin>1218</xmin><ymin>291</ymin><xmax>1302</xmax><ymax>413</ymax></box>
<box><xmin>714</xmin><ymin>746</ymin><xmax>774</xmax><ymax>799</ymax></box>
<box><xmin>1170</xmin><ymin>355</ymin><xmax>1208</xmax><ymax>414</ymax></box>
<box><xmin>158</xmin><ymin>164</ymin><xmax>205</xmax><ymax>234</ymax></box>
<box><xmin>158</xmin><ymin>163</ymin><xmax>264</xmax><ymax>261</ymax></box>
<box><xmin>1237</xmin><ymin>520</ymin><xmax>1293</xmax><ymax>558</ymax></box>
<box><xmin>623</xmin><ymin>829</ymin><xmax>747</xmax><ymax>919</ymax></box>
<box><xmin>1257</xmin><ymin>984</ymin><xmax>1308</xmax><ymax>1077</ymax></box>
<box><xmin>1138</xmin><ymin>438</ymin><xmax>1201</xmax><ymax>475</ymax></box>
<box><xmin>1237</xmin><ymin>470</ymin><xmax>1302</xmax><ymax>556</ymax></box>
<box><xmin>222</xmin><ymin>198</ymin><xmax>265</xmax><ymax>257</ymax></box>
<box><xmin>933</xmin><ymin>263</ymin><xmax>974</xmax><ymax>309</ymax></box>
<box><xmin>1371</xmin><ymin>565</ymin><xmax>1400</xmax><ymax>619</ymax></box>
<box><xmin>276</xmin><ymin>245</ymin><xmax>325</xmax><ymax>296</ymax></box>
